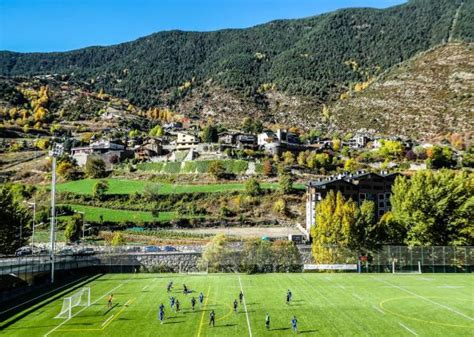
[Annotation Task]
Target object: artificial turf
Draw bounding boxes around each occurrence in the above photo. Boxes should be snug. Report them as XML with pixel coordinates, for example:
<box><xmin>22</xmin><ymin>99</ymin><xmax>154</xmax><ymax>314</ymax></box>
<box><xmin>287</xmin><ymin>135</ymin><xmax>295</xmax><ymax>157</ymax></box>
<box><xmin>1</xmin><ymin>273</ymin><xmax>472</xmax><ymax>337</ymax></box>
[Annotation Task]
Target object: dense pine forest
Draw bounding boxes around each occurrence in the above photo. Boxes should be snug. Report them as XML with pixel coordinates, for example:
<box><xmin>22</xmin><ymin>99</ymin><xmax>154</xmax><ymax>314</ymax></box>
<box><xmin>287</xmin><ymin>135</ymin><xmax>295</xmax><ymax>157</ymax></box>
<box><xmin>0</xmin><ymin>0</ymin><xmax>472</xmax><ymax>130</ymax></box>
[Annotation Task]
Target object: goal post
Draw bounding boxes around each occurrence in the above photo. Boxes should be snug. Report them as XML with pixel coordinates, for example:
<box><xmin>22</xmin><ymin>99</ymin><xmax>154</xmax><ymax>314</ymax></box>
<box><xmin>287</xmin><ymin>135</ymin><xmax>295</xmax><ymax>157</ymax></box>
<box><xmin>392</xmin><ymin>260</ymin><xmax>422</xmax><ymax>274</ymax></box>
<box><xmin>55</xmin><ymin>287</ymin><xmax>91</xmax><ymax>319</ymax></box>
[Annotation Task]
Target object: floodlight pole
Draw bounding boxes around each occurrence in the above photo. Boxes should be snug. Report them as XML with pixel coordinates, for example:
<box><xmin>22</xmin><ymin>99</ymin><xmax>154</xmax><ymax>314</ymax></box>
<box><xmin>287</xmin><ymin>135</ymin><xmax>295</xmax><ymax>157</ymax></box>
<box><xmin>50</xmin><ymin>143</ymin><xmax>63</xmax><ymax>284</ymax></box>
<box><xmin>27</xmin><ymin>200</ymin><xmax>36</xmax><ymax>247</ymax></box>
<box><xmin>50</xmin><ymin>155</ymin><xmax>57</xmax><ymax>283</ymax></box>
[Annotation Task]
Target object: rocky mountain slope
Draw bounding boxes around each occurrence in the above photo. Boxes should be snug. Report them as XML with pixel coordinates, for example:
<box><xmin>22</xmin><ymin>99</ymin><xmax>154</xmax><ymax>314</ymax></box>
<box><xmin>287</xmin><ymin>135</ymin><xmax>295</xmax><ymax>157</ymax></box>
<box><xmin>330</xmin><ymin>43</ymin><xmax>473</xmax><ymax>141</ymax></box>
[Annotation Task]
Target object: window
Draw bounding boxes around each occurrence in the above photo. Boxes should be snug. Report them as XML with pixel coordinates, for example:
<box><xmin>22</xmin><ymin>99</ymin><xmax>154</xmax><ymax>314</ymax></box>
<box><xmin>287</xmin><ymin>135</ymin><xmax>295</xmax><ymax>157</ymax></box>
<box><xmin>379</xmin><ymin>201</ymin><xmax>385</xmax><ymax>208</ymax></box>
<box><xmin>359</xmin><ymin>193</ymin><xmax>366</xmax><ymax>200</ymax></box>
<box><xmin>385</xmin><ymin>193</ymin><xmax>391</xmax><ymax>199</ymax></box>
<box><xmin>378</xmin><ymin>193</ymin><xmax>384</xmax><ymax>201</ymax></box>
<box><xmin>378</xmin><ymin>210</ymin><xmax>385</xmax><ymax>216</ymax></box>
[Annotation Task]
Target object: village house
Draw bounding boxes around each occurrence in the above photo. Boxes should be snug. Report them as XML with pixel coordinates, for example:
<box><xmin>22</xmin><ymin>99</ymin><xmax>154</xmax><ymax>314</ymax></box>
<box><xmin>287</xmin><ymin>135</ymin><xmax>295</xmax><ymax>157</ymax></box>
<box><xmin>70</xmin><ymin>139</ymin><xmax>128</xmax><ymax>167</ymax></box>
<box><xmin>305</xmin><ymin>171</ymin><xmax>401</xmax><ymax>233</ymax></box>
<box><xmin>134</xmin><ymin>138</ymin><xmax>163</xmax><ymax>161</ymax></box>
<box><xmin>175</xmin><ymin>132</ymin><xmax>199</xmax><ymax>150</ymax></box>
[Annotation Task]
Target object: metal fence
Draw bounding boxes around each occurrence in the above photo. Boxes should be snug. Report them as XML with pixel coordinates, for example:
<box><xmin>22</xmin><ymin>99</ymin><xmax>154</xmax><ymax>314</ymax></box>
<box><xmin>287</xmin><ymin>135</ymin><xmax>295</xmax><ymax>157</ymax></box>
<box><xmin>368</xmin><ymin>246</ymin><xmax>474</xmax><ymax>273</ymax></box>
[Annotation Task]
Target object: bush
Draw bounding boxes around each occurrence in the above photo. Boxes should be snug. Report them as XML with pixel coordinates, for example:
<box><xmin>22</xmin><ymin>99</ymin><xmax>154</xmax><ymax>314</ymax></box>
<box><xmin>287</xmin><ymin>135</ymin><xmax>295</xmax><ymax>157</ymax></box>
<box><xmin>245</xmin><ymin>178</ymin><xmax>262</xmax><ymax>196</ymax></box>
<box><xmin>279</xmin><ymin>174</ymin><xmax>293</xmax><ymax>194</ymax></box>
<box><xmin>85</xmin><ymin>156</ymin><xmax>107</xmax><ymax>178</ymax></box>
<box><xmin>93</xmin><ymin>180</ymin><xmax>109</xmax><ymax>201</ymax></box>
<box><xmin>273</xmin><ymin>198</ymin><xmax>287</xmax><ymax>215</ymax></box>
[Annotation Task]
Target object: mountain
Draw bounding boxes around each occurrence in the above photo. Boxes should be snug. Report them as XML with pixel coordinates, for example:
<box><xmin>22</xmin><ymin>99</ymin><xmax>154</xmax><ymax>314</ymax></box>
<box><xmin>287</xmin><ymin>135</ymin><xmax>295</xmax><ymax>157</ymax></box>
<box><xmin>0</xmin><ymin>0</ymin><xmax>472</xmax><ymax>132</ymax></box>
<box><xmin>329</xmin><ymin>42</ymin><xmax>473</xmax><ymax>141</ymax></box>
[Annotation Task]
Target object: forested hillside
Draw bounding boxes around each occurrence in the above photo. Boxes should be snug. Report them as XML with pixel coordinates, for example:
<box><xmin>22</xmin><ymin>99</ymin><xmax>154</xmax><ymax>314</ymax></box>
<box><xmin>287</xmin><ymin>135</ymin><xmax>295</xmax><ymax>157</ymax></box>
<box><xmin>0</xmin><ymin>0</ymin><xmax>472</xmax><ymax>133</ymax></box>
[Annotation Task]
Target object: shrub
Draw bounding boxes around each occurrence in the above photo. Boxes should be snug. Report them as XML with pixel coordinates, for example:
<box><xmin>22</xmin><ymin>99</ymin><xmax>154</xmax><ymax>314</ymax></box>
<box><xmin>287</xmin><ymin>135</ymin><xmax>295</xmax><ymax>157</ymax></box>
<box><xmin>273</xmin><ymin>198</ymin><xmax>287</xmax><ymax>215</ymax></box>
<box><xmin>245</xmin><ymin>178</ymin><xmax>262</xmax><ymax>196</ymax></box>
<box><xmin>85</xmin><ymin>156</ymin><xmax>107</xmax><ymax>178</ymax></box>
<box><xmin>93</xmin><ymin>180</ymin><xmax>109</xmax><ymax>201</ymax></box>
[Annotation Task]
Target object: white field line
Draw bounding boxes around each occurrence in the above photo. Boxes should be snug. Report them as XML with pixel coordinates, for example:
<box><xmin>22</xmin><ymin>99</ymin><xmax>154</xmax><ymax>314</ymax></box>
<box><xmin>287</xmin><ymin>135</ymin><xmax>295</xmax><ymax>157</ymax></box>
<box><xmin>238</xmin><ymin>275</ymin><xmax>253</xmax><ymax>337</ymax></box>
<box><xmin>399</xmin><ymin>322</ymin><xmax>418</xmax><ymax>336</ymax></box>
<box><xmin>352</xmin><ymin>293</ymin><xmax>363</xmax><ymax>301</ymax></box>
<box><xmin>101</xmin><ymin>315</ymin><xmax>114</xmax><ymax>327</ymax></box>
<box><xmin>374</xmin><ymin>277</ymin><xmax>474</xmax><ymax>322</ymax></box>
<box><xmin>372</xmin><ymin>305</ymin><xmax>385</xmax><ymax>315</ymax></box>
<box><xmin>0</xmin><ymin>276</ymin><xmax>90</xmax><ymax>315</ymax></box>
<box><xmin>44</xmin><ymin>282</ymin><xmax>125</xmax><ymax>337</ymax></box>
<box><xmin>142</xmin><ymin>284</ymin><xmax>149</xmax><ymax>291</ymax></box>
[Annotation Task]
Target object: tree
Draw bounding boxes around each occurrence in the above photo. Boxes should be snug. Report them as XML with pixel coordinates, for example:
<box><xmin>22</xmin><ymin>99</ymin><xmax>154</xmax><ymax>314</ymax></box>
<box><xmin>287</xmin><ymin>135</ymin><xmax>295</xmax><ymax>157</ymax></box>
<box><xmin>245</xmin><ymin>178</ymin><xmax>262</xmax><ymax>196</ymax></box>
<box><xmin>273</xmin><ymin>198</ymin><xmax>287</xmax><ymax>215</ymax></box>
<box><xmin>85</xmin><ymin>156</ymin><xmax>107</xmax><ymax>178</ymax></box>
<box><xmin>390</xmin><ymin>170</ymin><xmax>473</xmax><ymax>246</ymax></box>
<box><xmin>93</xmin><ymin>180</ymin><xmax>109</xmax><ymax>201</ymax></box>
<box><xmin>201</xmin><ymin>125</ymin><xmax>218</xmax><ymax>143</ymax></box>
<box><xmin>262</xmin><ymin>159</ymin><xmax>273</xmax><ymax>176</ymax></box>
<box><xmin>199</xmin><ymin>234</ymin><xmax>230</xmax><ymax>272</ymax></box>
<box><xmin>279</xmin><ymin>174</ymin><xmax>293</xmax><ymax>194</ymax></box>
<box><xmin>209</xmin><ymin>160</ymin><xmax>225</xmax><ymax>180</ymax></box>
<box><xmin>425</xmin><ymin>146</ymin><xmax>455</xmax><ymax>169</ymax></box>
<box><xmin>311</xmin><ymin>191</ymin><xmax>357</xmax><ymax>263</ymax></box>
<box><xmin>282</xmin><ymin>151</ymin><xmax>295</xmax><ymax>166</ymax></box>
<box><xmin>57</xmin><ymin>160</ymin><xmax>76</xmax><ymax>180</ymax></box>
<box><xmin>111</xmin><ymin>232</ymin><xmax>125</xmax><ymax>246</ymax></box>
<box><xmin>344</xmin><ymin>158</ymin><xmax>359</xmax><ymax>172</ymax></box>
<box><xmin>64</xmin><ymin>213</ymin><xmax>82</xmax><ymax>243</ymax></box>
<box><xmin>0</xmin><ymin>186</ymin><xmax>31</xmax><ymax>254</ymax></box>
<box><xmin>149</xmin><ymin>125</ymin><xmax>163</xmax><ymax>137</ymax></box>
<box><xmin>332</xmin><ymin>138</ymin><xmax>341</xmax><ymax>151</ymax></box>
<box><xmin>378</xmin><ymin>140</ymin><xmax>403</xmax><ymax>159</ymax></box>
<box><xmin>242</xmin><ymin>117</ymin><xmax>254</xmax><ymax>133</ymax></box>
<box><xmin>348</xmin><ymin>200</ymin><xmax>384</xmax><ymax>254</ymax></box>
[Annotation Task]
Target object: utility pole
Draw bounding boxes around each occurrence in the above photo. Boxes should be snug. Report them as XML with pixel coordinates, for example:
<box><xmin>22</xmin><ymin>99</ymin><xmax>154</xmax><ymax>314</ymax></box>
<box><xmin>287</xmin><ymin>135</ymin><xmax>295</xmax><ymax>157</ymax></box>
<box><xmin>50</xmin><ymin>143</ymin><xmax>63</xmax><ymax>283</ymax></box>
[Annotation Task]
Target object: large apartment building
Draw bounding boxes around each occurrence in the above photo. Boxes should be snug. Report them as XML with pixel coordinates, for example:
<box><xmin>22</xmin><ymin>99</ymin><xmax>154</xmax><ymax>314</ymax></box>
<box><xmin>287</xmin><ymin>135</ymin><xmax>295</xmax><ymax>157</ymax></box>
<box><xmin>305</xmin><ymin>171</ymin><xmax>401</xmax><ymax>232</ymax></box>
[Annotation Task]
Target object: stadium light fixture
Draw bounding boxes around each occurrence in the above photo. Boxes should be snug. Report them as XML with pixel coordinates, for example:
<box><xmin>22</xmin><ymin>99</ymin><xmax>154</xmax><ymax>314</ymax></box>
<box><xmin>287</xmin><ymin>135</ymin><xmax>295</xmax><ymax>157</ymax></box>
<box><xmin>49</xmin><ymin>143</ymin><xmax>63</xmax><ymax>283</ymax></box>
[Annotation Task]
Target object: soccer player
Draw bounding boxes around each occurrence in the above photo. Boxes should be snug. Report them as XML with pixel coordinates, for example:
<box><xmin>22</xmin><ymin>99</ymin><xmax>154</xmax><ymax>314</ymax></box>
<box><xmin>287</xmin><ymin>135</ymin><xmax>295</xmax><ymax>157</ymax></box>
<box><xmin>291</xmin><ymin>316</ymin><xmax>298</xmax><ymax>334</ymax></box>
<box><xmin>239</xmin><ymin>291</ymin><xmax>244</xmax><ymax>304</ymax></box>
<box><xmin>170</xmin><ymin>296</ymin><xmax>175</xmax><ymax>309</ymax></box>
<box><xmin>209</xmin><ymin>310</ymin><xmax>215</xmax><ymax>327</ymax></box>
<box><xmin>233</xmin><ymin>299</ymin><xmax>238</xmax><ymax>313</ymax></box>
<box><xmin>288</xmin><ymin>289</ymin><xmax>293</xmax><ymax>302</ymax></box>
<box><xmin>176</xmin><ymin>299</ymin><xmax>180</xmax><ymax>312</ymax></box>
<box><xmin>107</xmin><ymin>294</ymin><xmax>113</xmax><ymax>308</ymax></box>
<box><xmin>199</xmin><ymin>292</ymin><xmax>204</xmax><ymax>306</ymax></box>
<box><xmin>191</xmin><ymin>297</ymin><xmax>196</xmax><ymax>311</ymax></box>
<box><xmin>265</xmin><ymin>313</ymin><xmax>270</xmax><ymax>330</ymax></box>
<box><xmin>286</xmin><ymin>292</ymin><xmax>290</xmax><ymax>305</ymax></box>
<box><xmin>167</xmin><ymin>281</ymin><xmax>173</xmax><ymax>293</ymax></box>
<box><xmin>158</xmin><ymin>304</ymin><xmax>165</xmax><ymax>324</ymax></box>
<box><xmin>183</xmin><ymin>284</ymin><xmax>188</xmax><ymax>294</ymax></box>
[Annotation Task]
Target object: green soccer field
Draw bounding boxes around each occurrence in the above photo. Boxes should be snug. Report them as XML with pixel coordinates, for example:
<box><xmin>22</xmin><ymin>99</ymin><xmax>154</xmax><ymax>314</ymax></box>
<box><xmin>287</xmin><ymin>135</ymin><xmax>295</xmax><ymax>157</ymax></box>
<box><xmin>1</xmin><ymin>273</ymin><xmax>473</xmax><ymax>337</ymax></box>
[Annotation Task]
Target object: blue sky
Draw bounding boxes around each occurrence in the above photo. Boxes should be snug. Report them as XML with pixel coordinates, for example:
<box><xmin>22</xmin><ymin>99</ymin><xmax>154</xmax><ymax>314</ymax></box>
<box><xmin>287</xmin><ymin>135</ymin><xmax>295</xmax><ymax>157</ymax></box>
<box><xmin>0</xmin><ymin>0</ymin><xmax>406</xmax><ymax>52</ymax></box>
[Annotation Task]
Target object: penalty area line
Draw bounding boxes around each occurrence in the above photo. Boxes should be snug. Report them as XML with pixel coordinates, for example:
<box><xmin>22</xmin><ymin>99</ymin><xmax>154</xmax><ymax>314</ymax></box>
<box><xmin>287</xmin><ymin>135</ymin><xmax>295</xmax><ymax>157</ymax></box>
<box><xmin>399</xmin><ymin>322</ymin><xmax>418</xmax><ymax>336</ymax></box>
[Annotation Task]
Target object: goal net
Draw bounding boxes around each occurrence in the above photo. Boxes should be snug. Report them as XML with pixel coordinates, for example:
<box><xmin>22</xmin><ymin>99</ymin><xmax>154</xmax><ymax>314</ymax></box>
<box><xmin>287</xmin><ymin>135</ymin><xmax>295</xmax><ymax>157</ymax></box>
<box><xmin>55</xmin><ymin>287</ymin><xmax>91</xmax><ymax>319</ymax></box>
<box><xmin>392</xmin><ymin>260</ymin><xmax>422</xmax><ymax>274</ymax></box>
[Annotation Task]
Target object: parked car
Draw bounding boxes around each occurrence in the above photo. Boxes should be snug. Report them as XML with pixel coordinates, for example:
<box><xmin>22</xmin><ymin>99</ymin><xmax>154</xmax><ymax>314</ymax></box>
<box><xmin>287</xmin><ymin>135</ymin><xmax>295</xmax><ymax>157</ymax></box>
<box><xmin>15</xmin><ymin>246</ymin><xmax>32</xmax><ymax>257</ymax></box>
<box><xmin>144</xmin><ymin>246</ymin><xmax>161</xmax><ymax>253</ymax></box>
<box><xmin>58</xmin><ymin>248</ymin><xmax>74</xmax><ymax>256</ymax></box>
<box><xmin>125</xmin><ymin>246</ymin><xmax>141</xmax><ymax>253</ymax></box>
<box><xmin>163</xmin><ymin>246</ymin><xmax>177</xmax><ymax>252</ymax></box>
<box><xmin>76</xmin><ymin>248</ymin><xmax>95</xmax><ymax>256</ymax></box>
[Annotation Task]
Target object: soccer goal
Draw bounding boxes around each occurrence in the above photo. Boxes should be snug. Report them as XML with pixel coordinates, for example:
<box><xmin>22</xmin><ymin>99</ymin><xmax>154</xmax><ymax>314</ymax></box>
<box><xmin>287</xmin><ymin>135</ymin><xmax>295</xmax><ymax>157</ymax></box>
<box><xmin>392</xmin><ymin>260</ymin><xmax>422</xmax><ymax>274</ymax></box>
<box><xmin>55</xmin><ymin>287</ymin><xmax>91</xmax><ymax>319</ymax></box>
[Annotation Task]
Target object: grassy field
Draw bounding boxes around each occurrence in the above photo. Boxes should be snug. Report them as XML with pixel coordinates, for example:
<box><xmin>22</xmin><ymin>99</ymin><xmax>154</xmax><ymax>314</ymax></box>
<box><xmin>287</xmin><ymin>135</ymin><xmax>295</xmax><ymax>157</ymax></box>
<box><xmin>1</xmin><ymin>273</ymin><xmax>472</xmax><ymax>336</ymax></box>
<box><xmin>60</xmin><ymin>204</ymin><xmax>178</xmax><ymax>223</ymax></box>
<box><xmin>57</xmin><ymin>179</ymin><xmax>305</xmax><ymax>196</ymax></box>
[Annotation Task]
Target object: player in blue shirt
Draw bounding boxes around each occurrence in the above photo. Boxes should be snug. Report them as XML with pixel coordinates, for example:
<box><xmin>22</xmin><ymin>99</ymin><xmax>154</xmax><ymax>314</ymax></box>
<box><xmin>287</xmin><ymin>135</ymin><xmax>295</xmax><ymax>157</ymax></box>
<box><xmin>199</xmin><ymin>292</ymin><xmax>204</xmax><ymax>306</ymax></box>
<box><xmin>291</xmin><ymin>316</ymin><xmax>298</xmax><ymax>333</ymax></box>
<box><xmin>158</xmin><ymin>304</ymin><xmax>165</xmax><ymax>324</ymax></box>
